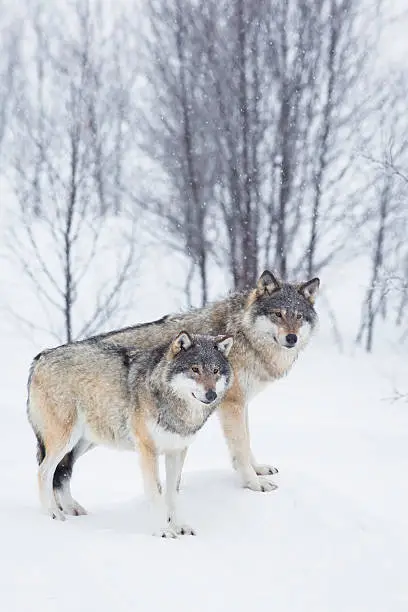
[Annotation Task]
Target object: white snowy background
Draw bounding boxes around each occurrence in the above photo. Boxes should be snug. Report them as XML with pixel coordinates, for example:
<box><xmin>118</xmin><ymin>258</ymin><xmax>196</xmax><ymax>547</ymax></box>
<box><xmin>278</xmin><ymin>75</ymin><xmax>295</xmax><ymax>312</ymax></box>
<box><xmin>0</xmin><ymin>1</ymin><xmax>408</xmax><ymax>611</ymax></box>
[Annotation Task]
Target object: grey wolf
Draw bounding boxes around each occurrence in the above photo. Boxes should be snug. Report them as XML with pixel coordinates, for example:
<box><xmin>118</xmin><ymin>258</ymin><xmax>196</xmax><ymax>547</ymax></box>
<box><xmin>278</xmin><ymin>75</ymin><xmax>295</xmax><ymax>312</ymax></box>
<box><xmin>28</xmin><ymin>270</ymin><xmax>319</xmax><ymax>501</ymax></box>
<box><xmin>28</xmin><ymin>331</ymin><xmax>233</xmax><ymax>536</ymax></box>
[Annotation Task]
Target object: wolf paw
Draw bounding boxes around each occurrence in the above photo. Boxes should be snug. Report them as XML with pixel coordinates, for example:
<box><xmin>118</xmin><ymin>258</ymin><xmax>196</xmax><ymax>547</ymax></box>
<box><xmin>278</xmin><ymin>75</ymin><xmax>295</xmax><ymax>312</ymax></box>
<box><xmin>63</xmin><ymin>501</ymin><xmax>88</xmax><ymax>516</ymax></box>
<box><xmin>154</xmin><ymin>527</ymin><xmax>179</xmax><ymax>539</ymax></box>
<box><xmin>253</xmin><ymin>464</ymin><xmax>279</xmax><ymax>476</ymax></box>
<box><xmin>244</xmin><ymin>476</ymin><xmax>278</xmax><ymax>493</ymax></box>
<box><xmin>49</xmin><ymin>507</ymin><xmax>66</xmax><ymax>521</ymax></box>
<box><xmin>173</xmin><ymin>523</ymin><xmax>196</xmax><ymax>536</ymax></box>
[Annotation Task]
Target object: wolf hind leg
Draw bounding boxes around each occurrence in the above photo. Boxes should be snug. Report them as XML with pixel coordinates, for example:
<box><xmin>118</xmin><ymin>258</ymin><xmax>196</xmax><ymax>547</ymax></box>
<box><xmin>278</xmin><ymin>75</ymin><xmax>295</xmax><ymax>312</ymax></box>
<box><xmin>54</xmin><ymin>440</ymin><xmax>94</xmax><ymax>516</ymax></box>
<box><xmin>38</xmin><ymin>422</ymin><xmax>82</xmax><ymax>521</ymax></box>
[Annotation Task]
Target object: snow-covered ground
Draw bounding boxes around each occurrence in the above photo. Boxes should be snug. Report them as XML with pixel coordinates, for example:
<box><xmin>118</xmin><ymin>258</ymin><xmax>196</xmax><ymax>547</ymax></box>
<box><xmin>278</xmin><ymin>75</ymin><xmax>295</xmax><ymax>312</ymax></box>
<box><xmin>1</xmin><ymin>325</ymin><xmax>408</xmax><ymax>611</ymax></box>
<box><xmin>0</xmin><ymin>212</ymin><xmax>406</xmax><ymax>611</ymax></box>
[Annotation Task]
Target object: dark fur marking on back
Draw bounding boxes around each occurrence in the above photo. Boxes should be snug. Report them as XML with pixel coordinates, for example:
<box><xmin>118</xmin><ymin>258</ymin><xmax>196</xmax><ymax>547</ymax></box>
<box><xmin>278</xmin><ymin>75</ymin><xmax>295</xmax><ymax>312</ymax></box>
<box><xmin>112</xmin><ymin>347</ymin><xmax>130</xmax><ymax>369</ymax></box>
<box><xmin>121</xmin><ymin>350</ymin><xmax>130</xmax><ymax>369</ymax></box>
<box><xmin>98</xmin><ymin>345</ymin><xmax>133</xmax><ymax>370</ymax></box>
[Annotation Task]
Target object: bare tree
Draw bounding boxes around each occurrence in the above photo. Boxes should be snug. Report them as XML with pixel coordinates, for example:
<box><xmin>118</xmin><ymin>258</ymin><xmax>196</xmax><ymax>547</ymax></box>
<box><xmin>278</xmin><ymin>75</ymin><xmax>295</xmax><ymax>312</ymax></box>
<box><xmin>356</xmin><ymin>68</ymin><xmax>408</xmax><ymax>350</ymax></box>
<box><xmin>5</xmin><ymin>0</ymin><xmax>140</xmax><ymax>343</ymax></box>
<box><xmin>0</xmin><ymin>7</ymin><xmax>21</xmax><ymax>165</ymax></box>
<box><xmin>139</xmin><ymin>0</ymin><xmax>383</xmax><ymax>299</ymax></box>
<box><xmin>356</xmin><ymin>176</ymin><xmax>392</xmax><ymax>351</ymax></box>
<box><xmin>136</xmin><ymin>0</ymin><xmax>218</xmax><ymax>306</ymax></box>
<box><xmin>268</xmin><ymin>0</ymin><xmax>383</xmax><ymax>279</ymax></box>
<box><xmin>209</xmin><ymin>0</ymin><xmax>269</xmax><ymax>289</ymax></box>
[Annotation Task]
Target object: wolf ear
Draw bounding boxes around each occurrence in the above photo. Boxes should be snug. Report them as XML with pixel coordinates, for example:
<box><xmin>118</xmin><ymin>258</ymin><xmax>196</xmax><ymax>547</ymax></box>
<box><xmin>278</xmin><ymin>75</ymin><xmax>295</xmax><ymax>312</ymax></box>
<box><xmin>299</xmin><ymin>278</ymin><xmax>320</xmax><ymax>304</ymax></box>
<box><xmin>215</xmin><ymin>335</ymin><xmax>233</xmax><ymax>357</ymax></box>
<box><xmin>171</xmin><ymin>331</ymin><xmax>193</xmax><ymax>356</ymax></box>
<box><xmin>256</xmin><ymin>270</ymin><xmax>281</xmax><ymax>296</ymax></box>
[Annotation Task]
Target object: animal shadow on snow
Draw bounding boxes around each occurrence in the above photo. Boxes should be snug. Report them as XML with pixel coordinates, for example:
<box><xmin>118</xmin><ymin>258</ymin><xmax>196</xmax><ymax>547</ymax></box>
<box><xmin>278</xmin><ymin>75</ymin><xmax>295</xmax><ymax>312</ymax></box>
<box><xmin>73</xmin><ymin>470</ymin><xmax>276</xmax><ymax>537</ymax></box>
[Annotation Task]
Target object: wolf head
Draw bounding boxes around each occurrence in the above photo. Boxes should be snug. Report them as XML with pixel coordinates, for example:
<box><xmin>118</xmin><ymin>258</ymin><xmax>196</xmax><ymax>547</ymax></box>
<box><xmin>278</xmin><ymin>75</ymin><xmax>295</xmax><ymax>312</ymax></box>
<box><xmin>167</xmin><ymin>332</ymin><xmax>234</xmax><ymax>405</ymax></box>
<box><xmin>245</xmin><ymin>270</ymin><xmax>320</xmax><ymax>350</ymax></box>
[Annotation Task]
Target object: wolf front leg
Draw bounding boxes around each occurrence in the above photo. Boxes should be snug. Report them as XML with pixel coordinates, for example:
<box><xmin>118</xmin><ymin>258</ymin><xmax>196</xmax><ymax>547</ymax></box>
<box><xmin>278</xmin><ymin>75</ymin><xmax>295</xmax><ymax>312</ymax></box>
<box><xmin>176</xmin><ymin>447</ymin><xmax>188</xmax><ymax>492</ymax></box>
<box><xmin>137</xmin><ymin>438</ymin><xmax>168</xmax><ymax>536</ymax></box>
<box><xmin>137</xmin><ymin>440</ymin><xmax>161</xmax><ymax>499</ymax></box>
<box><xmin>218</xmin><ymin>400</ymin><xmax>277</xmax><ymax>492</ymax></box>
<box><xmin>160</xmin><ymin>450</ymin><xmax>195</xmax><ymax>537</ymax></box>
<box><xmin>245</xmin><ymin>406</ymin><xmax>279</xmax><ymax>476</ymax></box>
<box><xmin>138</xmin><ymin>439</ymin><xmax>177</xmax><ymax>538</ymax></box>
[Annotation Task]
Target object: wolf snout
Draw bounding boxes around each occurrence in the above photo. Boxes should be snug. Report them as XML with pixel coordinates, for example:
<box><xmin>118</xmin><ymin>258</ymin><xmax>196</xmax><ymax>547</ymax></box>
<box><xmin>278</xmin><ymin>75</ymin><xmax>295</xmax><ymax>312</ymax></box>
<box><xmin>285</xmin><ymin>333</ymin><xmax>298</xmax><ymax>347</ymax></box>
<box><xmin>205</xmin><ymin>389</ymin><xmax>217</xmax><ymax>403</ymax></box>
<box><xmin>192</xmin><ymin>389</ymin><xmax>218</xmax><ymax>404</ymax></box>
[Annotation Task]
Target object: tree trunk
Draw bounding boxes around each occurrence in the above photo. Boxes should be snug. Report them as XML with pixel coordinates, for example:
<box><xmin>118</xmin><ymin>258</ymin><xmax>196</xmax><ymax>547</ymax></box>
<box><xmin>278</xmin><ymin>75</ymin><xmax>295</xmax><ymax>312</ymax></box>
<box><xmin>175</xmin><ymin>0</ymin><xmax>208</xmax><ymax>304</ymax></box>
<box><xmin>307</xmin><ymin>1</ymin><xmax>338</xmax><ymax>278</ymax></box>
<box><xmin>364</xmin><ymin>182</ymin><xmax>389</xmax><ymax>352</ymax></box>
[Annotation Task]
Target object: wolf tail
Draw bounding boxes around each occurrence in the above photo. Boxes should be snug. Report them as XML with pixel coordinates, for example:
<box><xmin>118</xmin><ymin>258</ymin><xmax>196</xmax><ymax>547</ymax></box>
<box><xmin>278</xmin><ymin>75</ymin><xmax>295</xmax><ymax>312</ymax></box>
<box><xmin>35</xmin><ymin>431</ymin><xmax>46</xmax><ymax>465</ymax></box>
<box><xmin>26</xmin><ymin>351</ymin><xmax>48</xmax><ymax>465</ymax></box>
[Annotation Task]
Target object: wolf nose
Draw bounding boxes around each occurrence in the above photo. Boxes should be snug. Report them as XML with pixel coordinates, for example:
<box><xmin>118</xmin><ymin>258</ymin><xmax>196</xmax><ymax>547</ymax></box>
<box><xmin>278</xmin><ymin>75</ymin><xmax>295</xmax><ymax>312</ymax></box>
<box><xmin>286</xmin><ymin>333</ymin><xmax>297</xmax><ymax>346</ymax></box>
<box><xmin>205</xmin><ymin>389</ymin><xmax>217</xmax><ymax>403</ymax></box>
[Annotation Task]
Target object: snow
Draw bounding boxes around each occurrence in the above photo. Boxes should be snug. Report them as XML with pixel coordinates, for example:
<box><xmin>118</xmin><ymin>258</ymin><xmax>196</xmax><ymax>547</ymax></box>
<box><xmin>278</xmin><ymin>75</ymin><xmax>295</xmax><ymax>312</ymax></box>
<box><xmin>1</xmin><ymin>326</ymin><xmax>407</xmax><ymax>611</ymax></box>
<box><xmin>0</xmin><ymin>212</ymin><xmax>406</xmax><ymax>611</ymax></box>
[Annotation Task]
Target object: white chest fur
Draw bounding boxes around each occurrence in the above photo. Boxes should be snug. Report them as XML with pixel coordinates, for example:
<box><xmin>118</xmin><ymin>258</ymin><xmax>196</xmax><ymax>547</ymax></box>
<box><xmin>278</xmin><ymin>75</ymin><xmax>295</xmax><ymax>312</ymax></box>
<box><xmin>239</xmin><ymin>347</ymin><xmax>298</xmax><ymax>402</ymax></box>
<box><xmin>147</xmin><ymin>420</ymin><xmax>194</xmax><ymax>453</ymax></box>
<box><xmin>272</xmin><ymin>347</ymin><xmax>299</xmax><ymax>376</ymax></box>
<box><xmin>239</xmin><ymin>371</ymin><xmax>268</xmax><ymax>401</ymax></box>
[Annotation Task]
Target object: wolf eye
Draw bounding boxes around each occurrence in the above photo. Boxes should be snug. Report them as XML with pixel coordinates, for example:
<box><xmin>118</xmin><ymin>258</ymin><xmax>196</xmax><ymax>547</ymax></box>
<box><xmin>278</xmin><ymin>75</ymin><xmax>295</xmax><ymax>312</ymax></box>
<box><xmin>275</xmin><ymin>311</ymin><xmax>282</xmax><ymax>318</ymax></box>
<box><xmin>213</xmin><ymin>368</ymin><xmax>219</xmax><ymax>375</ymax></box>
<box><xmin>296</xmin><ymin>313</ymin><xmax>303</xmax><ymax>320</ymax></box>
<box><xmin>191</xmin><ymin>366</ymin><xmax>199</xmax><ymax>374</ymax></box>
